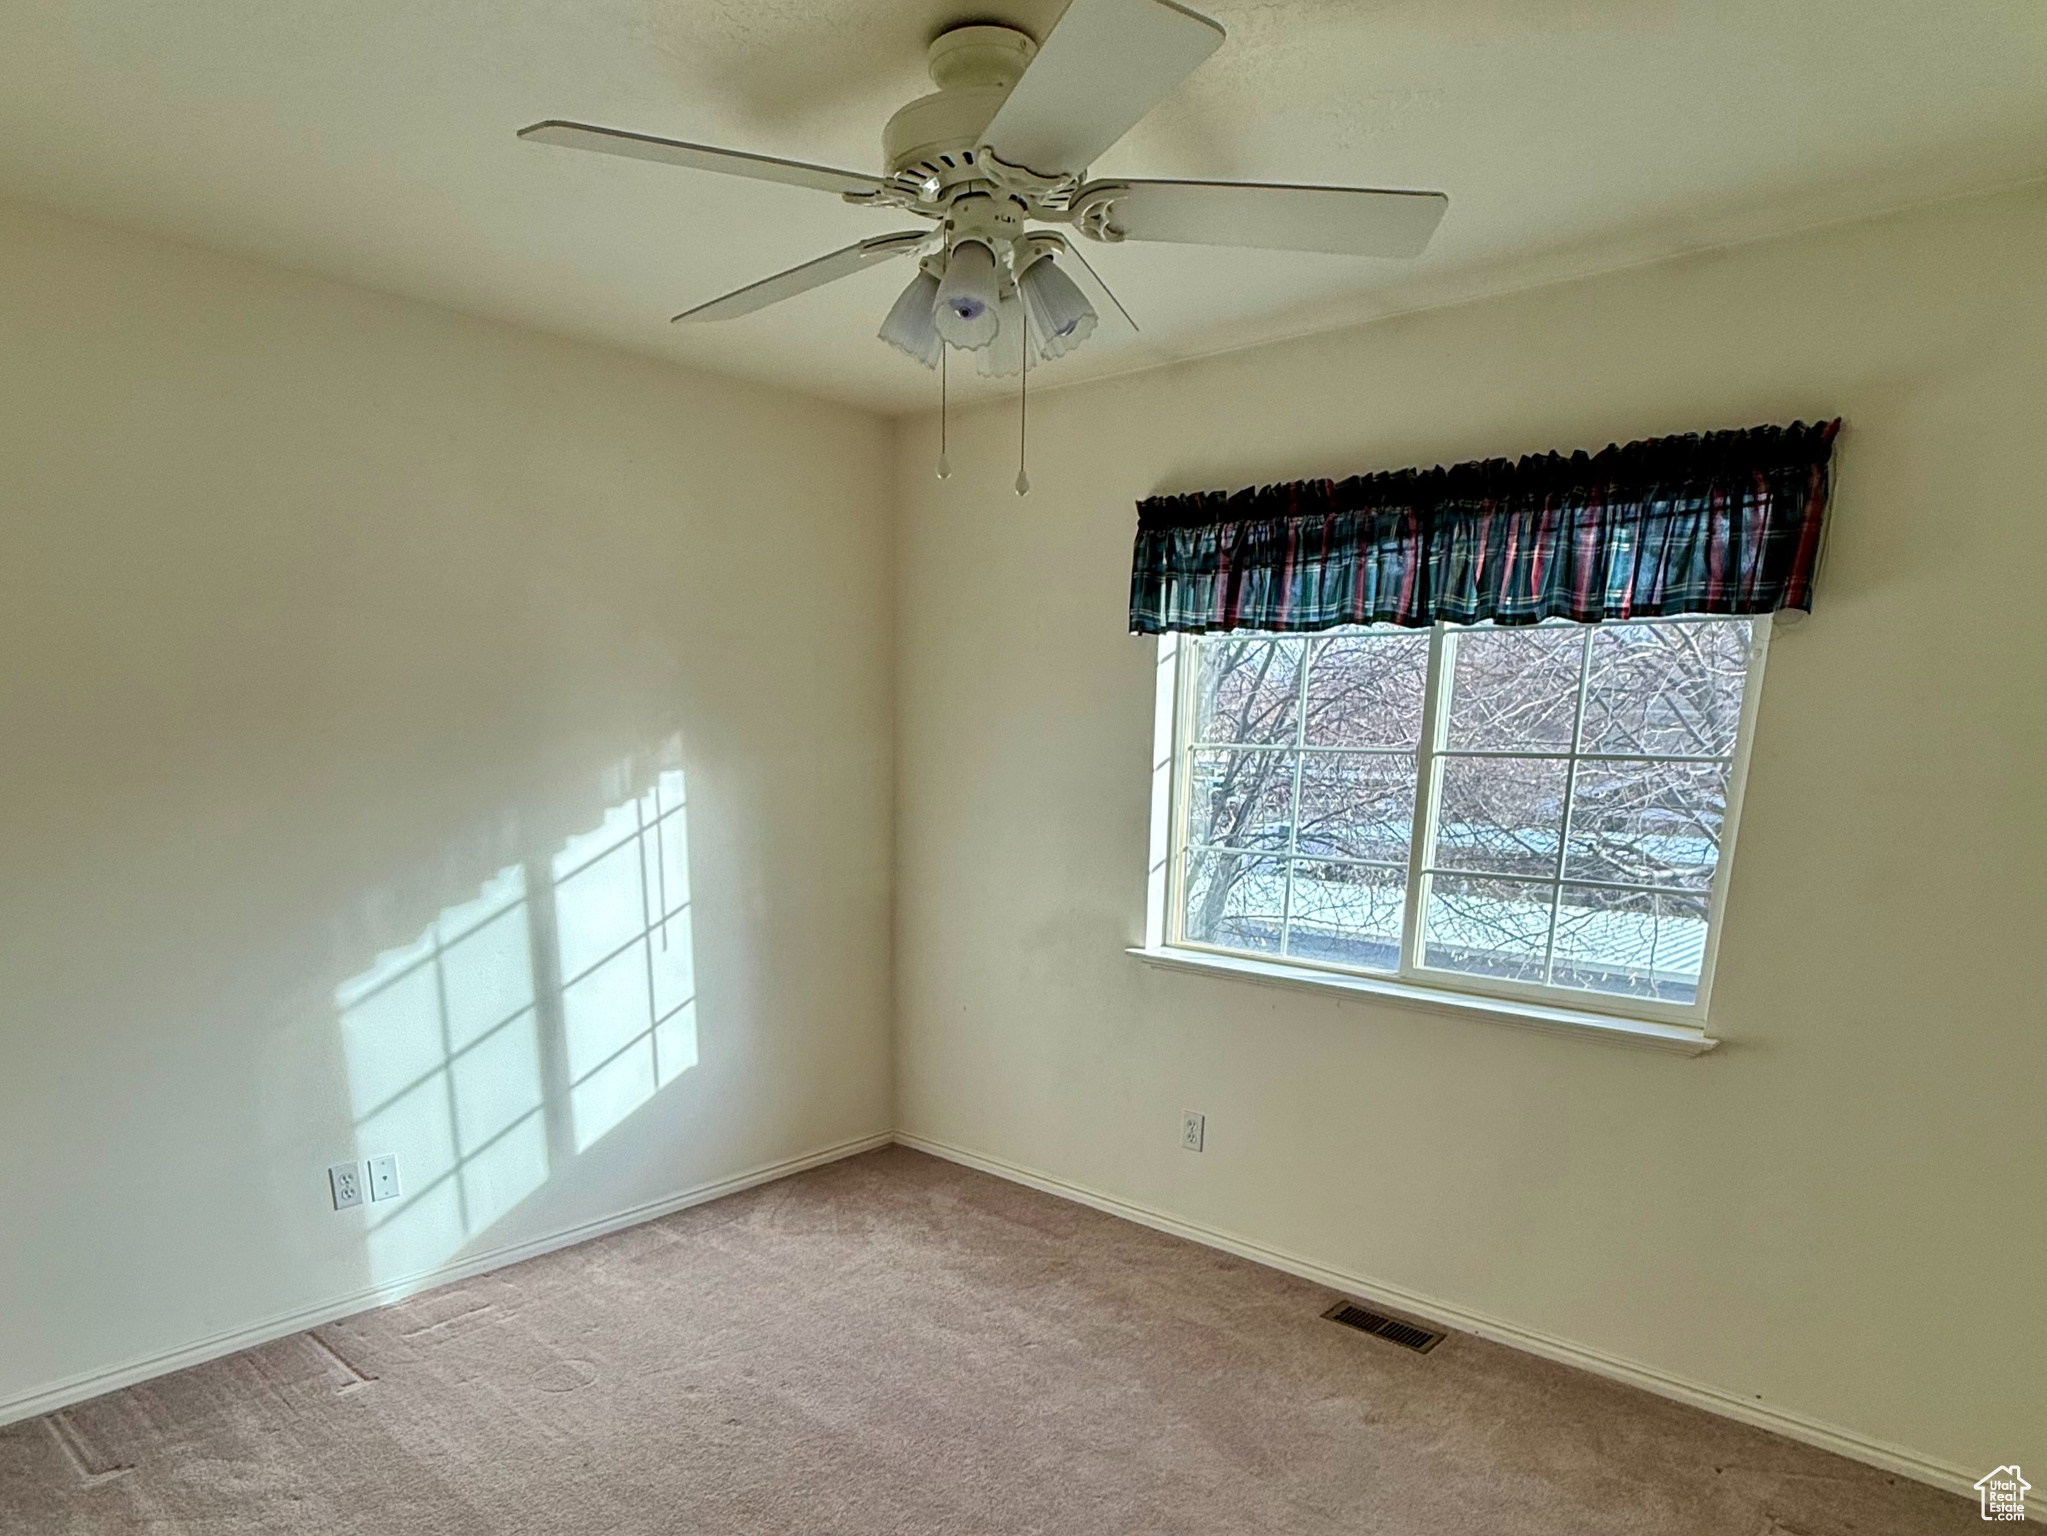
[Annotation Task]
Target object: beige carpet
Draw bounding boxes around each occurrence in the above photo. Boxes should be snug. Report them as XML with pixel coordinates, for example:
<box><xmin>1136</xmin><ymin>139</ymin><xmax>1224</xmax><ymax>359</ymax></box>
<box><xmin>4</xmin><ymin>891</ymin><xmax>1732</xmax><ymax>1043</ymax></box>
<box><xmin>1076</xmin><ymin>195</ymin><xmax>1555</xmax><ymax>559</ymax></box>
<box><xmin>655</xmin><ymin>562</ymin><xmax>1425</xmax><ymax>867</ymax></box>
<box><xmin>1</xmin><ymin>1146</ymin><xmax>1976</xmax><ymax>1533</ymax></box>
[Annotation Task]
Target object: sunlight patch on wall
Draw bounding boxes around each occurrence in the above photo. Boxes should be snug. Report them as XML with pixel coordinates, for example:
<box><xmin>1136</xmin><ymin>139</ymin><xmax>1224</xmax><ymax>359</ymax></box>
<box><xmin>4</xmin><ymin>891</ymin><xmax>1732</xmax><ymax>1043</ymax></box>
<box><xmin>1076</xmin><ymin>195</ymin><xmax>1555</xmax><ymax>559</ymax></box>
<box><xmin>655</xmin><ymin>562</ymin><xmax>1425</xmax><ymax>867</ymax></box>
<box><xmin>334</xmin><ymin>763</ymin><xmax>697</xmax><ymax>1285</ymax></box>
<box><xmin>554</xmin><ymin>770</ymin><xmax>697</xmax><ymax>1151</ymax></box>
<box><xmin>335</xmin><ymin>866</ymin><xmax>551</xmax><ymax>1283</ymax></box>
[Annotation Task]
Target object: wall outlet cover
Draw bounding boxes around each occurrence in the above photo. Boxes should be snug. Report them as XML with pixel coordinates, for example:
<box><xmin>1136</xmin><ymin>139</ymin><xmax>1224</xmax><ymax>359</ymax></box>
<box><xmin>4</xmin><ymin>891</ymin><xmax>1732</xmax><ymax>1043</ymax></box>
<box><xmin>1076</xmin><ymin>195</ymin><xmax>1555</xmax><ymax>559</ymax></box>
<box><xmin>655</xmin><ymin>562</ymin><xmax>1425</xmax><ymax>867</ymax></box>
<box><xmin>1181</xmin><ymin>1111</ymin><xmax>1205</xmax><ymax>1152</ymax></box>
<box><xmin>329</xmin><ymin>1162</ymin><xmax>363</xmax><ymax>1211</ymax></box>
<box><xmin>366</xmin><ymin>1153</ymin><xmax>401</xmax><ymax>1203</ymax></box>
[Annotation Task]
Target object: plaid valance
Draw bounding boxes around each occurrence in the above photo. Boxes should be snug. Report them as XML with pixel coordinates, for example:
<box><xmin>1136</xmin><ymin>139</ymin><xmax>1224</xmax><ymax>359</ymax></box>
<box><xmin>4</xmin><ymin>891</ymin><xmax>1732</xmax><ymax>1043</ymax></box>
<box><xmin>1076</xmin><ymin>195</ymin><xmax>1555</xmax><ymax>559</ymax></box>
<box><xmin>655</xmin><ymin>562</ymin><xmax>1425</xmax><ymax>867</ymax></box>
<box><xmin>1130</xmin><ymin>420</ymin><xmax>1840</xmax><ymax>634</ymax></box>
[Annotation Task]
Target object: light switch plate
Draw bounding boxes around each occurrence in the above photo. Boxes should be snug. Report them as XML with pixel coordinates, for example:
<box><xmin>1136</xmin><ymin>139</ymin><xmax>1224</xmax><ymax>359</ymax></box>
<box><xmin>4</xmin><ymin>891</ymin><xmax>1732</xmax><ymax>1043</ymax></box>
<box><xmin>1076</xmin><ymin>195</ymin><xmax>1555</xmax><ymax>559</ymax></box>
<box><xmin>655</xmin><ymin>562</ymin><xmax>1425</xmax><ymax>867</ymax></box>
<box><xmin>366</xmin><ymin>1154</ymin><xmax>401</xmax><ymax>1203</ymax></box>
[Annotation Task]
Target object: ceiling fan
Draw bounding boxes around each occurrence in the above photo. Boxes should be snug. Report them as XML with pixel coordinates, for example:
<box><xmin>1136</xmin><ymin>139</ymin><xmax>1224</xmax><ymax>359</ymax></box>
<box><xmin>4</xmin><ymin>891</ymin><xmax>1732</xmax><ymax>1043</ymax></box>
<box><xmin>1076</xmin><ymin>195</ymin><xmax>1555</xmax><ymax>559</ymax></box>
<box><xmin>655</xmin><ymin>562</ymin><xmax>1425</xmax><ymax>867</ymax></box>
<box><xmin>520</xmin><ymin>0</ymin><xmax>1447</xmax><ymax>484</ymax></box>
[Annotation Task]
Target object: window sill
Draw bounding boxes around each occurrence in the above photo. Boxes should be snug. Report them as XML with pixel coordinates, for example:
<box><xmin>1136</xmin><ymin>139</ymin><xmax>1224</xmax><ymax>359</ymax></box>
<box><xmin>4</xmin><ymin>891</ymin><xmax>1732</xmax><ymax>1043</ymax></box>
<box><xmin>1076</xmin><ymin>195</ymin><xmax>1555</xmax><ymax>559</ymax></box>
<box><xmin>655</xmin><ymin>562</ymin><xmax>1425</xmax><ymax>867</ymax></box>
<box><xmin>1126</xmin><ymin>946</ymin><xmax>1719</xmax><ymax>1057</ymax></box>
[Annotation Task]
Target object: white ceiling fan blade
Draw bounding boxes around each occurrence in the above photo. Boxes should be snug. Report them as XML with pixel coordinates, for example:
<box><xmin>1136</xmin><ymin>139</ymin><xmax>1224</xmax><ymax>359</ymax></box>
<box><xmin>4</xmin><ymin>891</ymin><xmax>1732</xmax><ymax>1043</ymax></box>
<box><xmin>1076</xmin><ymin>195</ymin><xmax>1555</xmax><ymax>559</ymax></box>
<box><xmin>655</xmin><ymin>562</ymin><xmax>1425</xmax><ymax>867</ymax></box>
<box><xmin>1086</xmin><ymin>180</ymin><xmax>1449</xmax><ymax>258</ymax></box>
<box><xmin>519</xmin><ymin>120</ymin><xmax>887</xmax><ymax>200</ymax></box>
<box><xmin>981</xmin><ymin>0</ymin><xmax>1224</xmax><ymax>177</ymax></box>
<box><xmin>673</xmin><ymin>232</ymin><xmax>927</xmax><ymax>323</ymax></box>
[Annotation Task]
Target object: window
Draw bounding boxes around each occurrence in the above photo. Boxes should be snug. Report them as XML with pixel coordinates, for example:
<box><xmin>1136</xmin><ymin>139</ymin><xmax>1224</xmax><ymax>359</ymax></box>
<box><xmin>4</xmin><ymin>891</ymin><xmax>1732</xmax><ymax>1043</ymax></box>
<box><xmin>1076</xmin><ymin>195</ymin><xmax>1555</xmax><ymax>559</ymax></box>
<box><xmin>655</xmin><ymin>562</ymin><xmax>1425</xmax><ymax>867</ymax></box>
<box><xmin>1160</xmin><ymin>616</ymin><xmax>1762</xmax><ymax>1021</ymax></box>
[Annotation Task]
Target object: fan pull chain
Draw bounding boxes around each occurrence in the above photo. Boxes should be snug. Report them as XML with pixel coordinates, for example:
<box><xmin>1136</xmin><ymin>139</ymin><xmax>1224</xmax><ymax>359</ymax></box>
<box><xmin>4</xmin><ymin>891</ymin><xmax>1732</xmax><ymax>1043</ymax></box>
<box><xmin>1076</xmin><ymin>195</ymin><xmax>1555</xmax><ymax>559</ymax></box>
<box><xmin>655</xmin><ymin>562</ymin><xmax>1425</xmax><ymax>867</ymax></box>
<box><xmin>1014</xmin><ymin>328</ymin><xmax>1031</xmax><ymax>497</ymax></box>
<box><xmin>936</xmin><ymin>345</ymin><xmax>952</xmax><ymax>480</ymax></box>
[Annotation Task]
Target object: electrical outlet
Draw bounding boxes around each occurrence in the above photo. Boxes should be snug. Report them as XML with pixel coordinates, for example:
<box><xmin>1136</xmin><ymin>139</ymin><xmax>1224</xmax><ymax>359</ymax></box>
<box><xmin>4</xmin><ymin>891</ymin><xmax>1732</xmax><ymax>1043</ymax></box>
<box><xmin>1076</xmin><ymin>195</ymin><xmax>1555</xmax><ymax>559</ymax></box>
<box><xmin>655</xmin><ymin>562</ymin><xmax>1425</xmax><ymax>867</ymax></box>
<box><xmin>366</xmin><ymin>1154</ymin><xmax>401</xmax><ymax>1203</ymax></box>
<box><xmin>328</xmin><ymin>1162</ymin><xmax>363</xmax><ymax>1211</ymax></box>
<box><xmin>1181</xmin><ymin>1111</ymin><xmax>1205</xmax><ymax>1152</ymax></box>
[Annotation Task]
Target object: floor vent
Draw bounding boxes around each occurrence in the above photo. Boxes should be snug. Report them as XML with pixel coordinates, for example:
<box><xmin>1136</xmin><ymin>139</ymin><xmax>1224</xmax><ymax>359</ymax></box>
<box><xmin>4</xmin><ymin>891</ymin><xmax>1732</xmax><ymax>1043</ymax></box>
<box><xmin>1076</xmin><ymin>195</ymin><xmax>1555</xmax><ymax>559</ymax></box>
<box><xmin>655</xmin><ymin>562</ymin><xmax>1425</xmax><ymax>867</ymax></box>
<box><xmin>1321</xmin><ymin>1300</ymin><xmax>1446</xmax><ymax>1353</ymax></box>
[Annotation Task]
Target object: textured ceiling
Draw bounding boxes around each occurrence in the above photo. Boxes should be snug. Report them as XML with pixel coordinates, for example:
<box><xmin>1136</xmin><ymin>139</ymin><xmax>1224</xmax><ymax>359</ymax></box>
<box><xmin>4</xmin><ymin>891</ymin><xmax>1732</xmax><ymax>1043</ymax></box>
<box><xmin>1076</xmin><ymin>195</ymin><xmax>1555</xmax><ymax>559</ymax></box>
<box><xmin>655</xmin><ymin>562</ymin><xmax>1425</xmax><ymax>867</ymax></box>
<box><xmin>1</xmin><ymin>0</ymin><xmax>2042</xmax><ymax>412</ymax></box>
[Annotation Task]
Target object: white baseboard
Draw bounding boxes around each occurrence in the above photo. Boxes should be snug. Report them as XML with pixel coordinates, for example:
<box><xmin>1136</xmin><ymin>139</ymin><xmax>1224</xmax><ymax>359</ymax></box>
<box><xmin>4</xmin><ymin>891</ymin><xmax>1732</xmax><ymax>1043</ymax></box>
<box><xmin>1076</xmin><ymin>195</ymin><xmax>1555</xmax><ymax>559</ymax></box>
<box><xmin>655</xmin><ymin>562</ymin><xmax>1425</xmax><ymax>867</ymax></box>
<box><xmin>0</xmin><ymin>1130</ymin><xmax>893</xmax><ymax>1429</ymax></box>
<box><xmin>894</xmin><ymin>1131</ymin><xmax>2031</xmax><ymax>1521</ymax></box>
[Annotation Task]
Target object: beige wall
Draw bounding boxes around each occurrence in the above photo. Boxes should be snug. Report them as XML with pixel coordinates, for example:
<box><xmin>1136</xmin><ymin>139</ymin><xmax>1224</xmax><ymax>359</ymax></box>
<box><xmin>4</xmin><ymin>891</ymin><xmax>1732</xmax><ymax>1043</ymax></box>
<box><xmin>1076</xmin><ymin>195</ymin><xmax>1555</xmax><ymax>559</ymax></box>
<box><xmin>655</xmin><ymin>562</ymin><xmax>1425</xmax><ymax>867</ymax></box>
<box><xmin>892</xmin><ymin>184</ymin><xmax>2047</xmax><ymax>1485</ymax></box>
<box><xmin>0</xmin><ymin>199</ymin><xmax>894</xmax><ymax>1414</ymax></box>
<box><xmin>4</xmin><ymin>168</ymin><xmax>2040</xmax><ymax>1499</ymax></box>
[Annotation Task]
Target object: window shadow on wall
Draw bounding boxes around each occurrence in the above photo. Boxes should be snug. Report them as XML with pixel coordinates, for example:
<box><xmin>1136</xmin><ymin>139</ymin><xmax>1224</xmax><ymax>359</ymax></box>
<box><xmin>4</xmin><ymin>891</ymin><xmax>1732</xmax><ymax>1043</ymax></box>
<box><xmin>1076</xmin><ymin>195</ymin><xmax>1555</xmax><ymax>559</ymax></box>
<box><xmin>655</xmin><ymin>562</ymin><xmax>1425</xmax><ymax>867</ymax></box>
<box><xmin>333</xmin><ymin>768</ymin><xmax>696</xmax><ymax>1285</ymax></box>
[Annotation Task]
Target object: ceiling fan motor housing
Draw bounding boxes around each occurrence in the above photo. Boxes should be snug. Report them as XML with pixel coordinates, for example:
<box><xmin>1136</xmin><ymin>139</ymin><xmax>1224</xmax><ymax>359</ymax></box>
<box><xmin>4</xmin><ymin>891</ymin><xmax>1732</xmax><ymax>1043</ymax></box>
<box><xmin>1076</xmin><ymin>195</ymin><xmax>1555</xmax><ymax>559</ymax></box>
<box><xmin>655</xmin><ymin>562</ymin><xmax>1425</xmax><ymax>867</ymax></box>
<box><xmin>883</xmin><ymin>25</ymin><xmax>1038</xmax><ymax>180</ymax></box>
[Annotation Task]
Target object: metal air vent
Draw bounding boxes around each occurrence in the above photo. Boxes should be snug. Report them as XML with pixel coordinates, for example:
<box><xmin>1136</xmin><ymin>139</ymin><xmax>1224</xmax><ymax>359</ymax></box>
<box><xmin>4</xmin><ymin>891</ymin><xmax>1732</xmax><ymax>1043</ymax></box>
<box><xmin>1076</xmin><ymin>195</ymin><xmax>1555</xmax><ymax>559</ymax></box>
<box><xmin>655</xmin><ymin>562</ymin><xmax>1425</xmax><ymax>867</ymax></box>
<box><xmin>1321</xmin><ymin>1300</ymin><xmax>1445</xmax><ymax>1353</ymax></box>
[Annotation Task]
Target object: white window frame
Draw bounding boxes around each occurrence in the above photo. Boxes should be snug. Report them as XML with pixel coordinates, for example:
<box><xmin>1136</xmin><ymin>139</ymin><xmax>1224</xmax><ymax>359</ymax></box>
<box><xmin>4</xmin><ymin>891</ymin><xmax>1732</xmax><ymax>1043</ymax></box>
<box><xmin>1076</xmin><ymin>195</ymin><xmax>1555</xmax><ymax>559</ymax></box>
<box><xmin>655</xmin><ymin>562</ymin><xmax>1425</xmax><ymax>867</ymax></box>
<box><xmin>1137</xmin><ymin>617</ymin><xmax>1770</xmax><ymax>1051</ymax></box>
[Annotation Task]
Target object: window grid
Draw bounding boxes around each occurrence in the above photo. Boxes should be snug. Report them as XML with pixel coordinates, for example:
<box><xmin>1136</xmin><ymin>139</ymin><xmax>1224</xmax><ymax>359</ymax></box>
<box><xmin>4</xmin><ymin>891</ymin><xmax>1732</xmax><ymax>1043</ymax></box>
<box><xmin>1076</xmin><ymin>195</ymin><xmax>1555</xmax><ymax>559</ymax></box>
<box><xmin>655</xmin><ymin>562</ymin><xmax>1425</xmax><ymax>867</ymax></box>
<box><xmin>1176</xmin><ymin>631</ymin><xmax>1426</xmax><ymax>976</ymax></box>
<box><xmin>1169</xmin><ymin>617</ymin><xmax>1758</xmax><ymax>1023</ymax></box>
<box><xmin>1416</xmin><ymin>623</ymin><xmax>1743</xmax><ymax>1000</ymax></box>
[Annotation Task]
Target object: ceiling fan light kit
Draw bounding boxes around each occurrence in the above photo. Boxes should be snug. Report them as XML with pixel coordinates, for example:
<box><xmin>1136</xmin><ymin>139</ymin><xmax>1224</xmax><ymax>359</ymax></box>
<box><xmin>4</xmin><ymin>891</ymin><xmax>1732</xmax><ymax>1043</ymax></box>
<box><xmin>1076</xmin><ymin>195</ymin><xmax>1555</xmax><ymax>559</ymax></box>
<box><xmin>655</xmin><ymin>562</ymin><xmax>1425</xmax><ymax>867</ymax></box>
<box><xmin>518</xmin><ymin>0</ymin><xmax>1449</xmax><ymax>489</ymax></box>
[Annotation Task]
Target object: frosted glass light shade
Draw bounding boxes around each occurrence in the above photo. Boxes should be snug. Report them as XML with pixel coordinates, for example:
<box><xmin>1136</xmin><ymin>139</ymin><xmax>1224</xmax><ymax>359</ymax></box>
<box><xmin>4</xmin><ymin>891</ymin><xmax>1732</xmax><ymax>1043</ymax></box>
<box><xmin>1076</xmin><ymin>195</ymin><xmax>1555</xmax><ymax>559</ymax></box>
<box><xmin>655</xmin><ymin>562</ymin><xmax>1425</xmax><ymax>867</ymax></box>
<box><xmin>1018</xmin><ymin>255</ymin><xmax>1098</xmax><ymax>360</ymax></box>
<box><xmin>933</xmin><ymin>240</ymin><xmax>1000</xmax><ymax>350</ymax></box>
<box><xmin>878</xmin><ymin>270</ymin><xmax>942</xmax><ymax>368</ymax></box>
<box><xmin>975</xmin><ymin>291</ymin><xmax>1029</xmax><ymax>377</ymax></box>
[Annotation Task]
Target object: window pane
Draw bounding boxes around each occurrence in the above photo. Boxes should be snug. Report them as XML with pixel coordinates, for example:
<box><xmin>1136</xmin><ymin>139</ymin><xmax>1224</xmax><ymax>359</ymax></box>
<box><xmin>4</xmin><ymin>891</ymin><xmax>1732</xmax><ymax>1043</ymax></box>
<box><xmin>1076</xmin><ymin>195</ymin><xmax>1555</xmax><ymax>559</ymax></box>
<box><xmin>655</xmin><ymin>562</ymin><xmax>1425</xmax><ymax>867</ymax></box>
<box><xmin>1301</xmin><ymin>631</ymin><xmax>1428</xmax><ymax>747</ymax></box>
<box><xmin>1284</xmin><ymin>861</ymin><xmax>1405</xmax><ymax>972</ymax></box>
<box><xmin>1194</xmin><ymin>636</ymin><xmax>1304</xmax><ymax>745</ymax></box>
<box><xmin>1431</xmin><ymin>756</ymin><xmax>1567</xmax><ymax>878</ymax></box>
<box><xmin>1181</xmin><ymin>849</ymin><xmax>1287</xmax><ymax>956</ymax></box>
<box><xmin>1295</xmin><ymin>753</ymin><xmax>1416</xmax><ymax>865</ymax></box>
<box><xmin>1422</xmin><ymin>874</ymin><xmax>1554</xmax><ymax>983</ymax></box>
<box><xmin>1564</xmin><ymin>760</ymin><xmax>1729</xmax><ymax>890</ymax></box>
<box><xmin>1188</xmin><ymin>748</ymin><xmax>1297</xmax><ymax>852</ymax></box>
<box><xmin>1444</xmin><ymin>627</ymin><xmax>1585</xmax><ymax>750</ymax></box>
<box><xmin>1582</xmin><ymin>619</ymin><xmax>1750</xmax><ymax>757</ymax></box>
<box><xmin>1551</xmin><ymin>886</ymin><xmax>1710</xmax><ymax>1004</ymax></box>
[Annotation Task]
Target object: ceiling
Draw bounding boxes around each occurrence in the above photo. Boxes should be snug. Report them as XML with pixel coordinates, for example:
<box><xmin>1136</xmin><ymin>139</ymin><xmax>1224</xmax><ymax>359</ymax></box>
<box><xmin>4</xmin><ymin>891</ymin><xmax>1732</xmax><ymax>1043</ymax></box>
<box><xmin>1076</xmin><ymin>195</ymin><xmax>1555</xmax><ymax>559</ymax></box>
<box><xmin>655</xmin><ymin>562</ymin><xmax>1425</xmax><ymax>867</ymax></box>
<box><xmin>1</xmin><ymin>0</ymin><xmax>2042</xmax><ymax>413</ymax></box>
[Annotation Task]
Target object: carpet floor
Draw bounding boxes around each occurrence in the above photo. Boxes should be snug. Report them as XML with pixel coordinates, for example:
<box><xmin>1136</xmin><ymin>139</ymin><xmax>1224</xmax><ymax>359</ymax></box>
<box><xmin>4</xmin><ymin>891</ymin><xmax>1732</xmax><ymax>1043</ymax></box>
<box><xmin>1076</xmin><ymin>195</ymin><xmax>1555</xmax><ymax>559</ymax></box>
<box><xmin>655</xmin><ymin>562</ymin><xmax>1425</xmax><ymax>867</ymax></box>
<box><xmin>1</xmin><ymin>1146</ymin><xmax>1976</xmax><ymax>1533</ymax></box>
